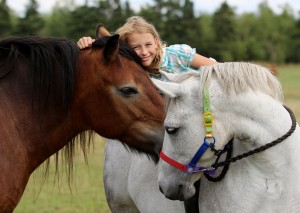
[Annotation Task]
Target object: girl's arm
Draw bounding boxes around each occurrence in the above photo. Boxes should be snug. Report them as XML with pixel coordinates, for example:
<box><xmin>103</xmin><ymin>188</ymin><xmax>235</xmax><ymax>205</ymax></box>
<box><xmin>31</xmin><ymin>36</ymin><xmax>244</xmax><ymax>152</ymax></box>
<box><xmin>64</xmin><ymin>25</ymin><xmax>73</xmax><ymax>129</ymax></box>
<box><xmin>191</xmin><ymin>53</ymin><xmax>217</xmax><ymax>68</ymax></box>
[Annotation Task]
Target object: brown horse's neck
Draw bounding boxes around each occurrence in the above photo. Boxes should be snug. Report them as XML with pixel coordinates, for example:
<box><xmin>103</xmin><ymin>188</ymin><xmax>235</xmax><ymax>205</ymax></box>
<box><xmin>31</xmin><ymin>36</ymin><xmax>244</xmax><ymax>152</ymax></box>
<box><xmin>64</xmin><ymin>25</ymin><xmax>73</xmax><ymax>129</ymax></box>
<box><xmin>18</xmin><ymin>107</ymin><xmax>82</xmax><ymax>173</ymax></box>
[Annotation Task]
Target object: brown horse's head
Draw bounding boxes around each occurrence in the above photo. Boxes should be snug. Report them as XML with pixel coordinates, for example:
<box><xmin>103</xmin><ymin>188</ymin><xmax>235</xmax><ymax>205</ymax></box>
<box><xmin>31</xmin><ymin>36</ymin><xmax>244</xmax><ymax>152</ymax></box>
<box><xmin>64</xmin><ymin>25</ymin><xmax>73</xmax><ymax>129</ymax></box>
<box><xmin>0</xmin><ymin>35</ymin><xmax>164</xmax><ymax>212</ymax></box>
<box><xmin>73</xmin><ymin>35</ymin><xmax>164</xmax><ymax>159</ymax></box>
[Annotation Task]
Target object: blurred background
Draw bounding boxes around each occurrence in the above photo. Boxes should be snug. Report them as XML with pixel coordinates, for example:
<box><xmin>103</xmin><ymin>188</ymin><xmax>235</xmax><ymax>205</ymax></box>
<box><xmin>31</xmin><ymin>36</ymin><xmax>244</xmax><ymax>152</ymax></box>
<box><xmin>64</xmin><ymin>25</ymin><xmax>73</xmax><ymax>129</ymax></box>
<box><xmin>1</xmin><ymin>0</ymin><xmax>300</xmax><ymax>63</ymax></box>
<box><xmin>1</xmin><ymin>0</ymin><xmax>299</xmax><ymax>212</ymax></box>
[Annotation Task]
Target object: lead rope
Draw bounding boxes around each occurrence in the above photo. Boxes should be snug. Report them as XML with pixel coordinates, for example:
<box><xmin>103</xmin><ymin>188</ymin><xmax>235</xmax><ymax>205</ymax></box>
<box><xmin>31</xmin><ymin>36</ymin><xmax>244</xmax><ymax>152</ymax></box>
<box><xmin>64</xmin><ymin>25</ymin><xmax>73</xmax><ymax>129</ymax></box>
<box><xmin>204</xmin><ymin>139</ymin><xmax>233</xmax><ymax>182</ymax></box>
<box><xmin>205</xmin><ymin>105</ymin><xmax>297</xmax><ymax>182</ymax></box>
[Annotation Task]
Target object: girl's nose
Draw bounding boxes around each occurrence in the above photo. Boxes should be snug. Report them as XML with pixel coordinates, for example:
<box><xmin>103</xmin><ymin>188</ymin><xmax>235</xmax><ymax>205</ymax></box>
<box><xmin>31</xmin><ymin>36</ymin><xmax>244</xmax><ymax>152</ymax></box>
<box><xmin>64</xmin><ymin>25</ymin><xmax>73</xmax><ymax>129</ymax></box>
<box><xmin>140</xmin><ymin>46</ymin><xmax>148</xmax><ymax>54</ymax></box>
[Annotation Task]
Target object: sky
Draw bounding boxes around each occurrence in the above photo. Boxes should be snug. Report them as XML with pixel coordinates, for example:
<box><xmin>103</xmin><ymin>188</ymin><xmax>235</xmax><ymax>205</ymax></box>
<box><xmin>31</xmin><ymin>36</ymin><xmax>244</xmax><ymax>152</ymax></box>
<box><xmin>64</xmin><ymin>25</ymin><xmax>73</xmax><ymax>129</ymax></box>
<box><xmin>6</xmin><ymin>0</ymin><xmax>300</xmax><ymax>17</ymax></box>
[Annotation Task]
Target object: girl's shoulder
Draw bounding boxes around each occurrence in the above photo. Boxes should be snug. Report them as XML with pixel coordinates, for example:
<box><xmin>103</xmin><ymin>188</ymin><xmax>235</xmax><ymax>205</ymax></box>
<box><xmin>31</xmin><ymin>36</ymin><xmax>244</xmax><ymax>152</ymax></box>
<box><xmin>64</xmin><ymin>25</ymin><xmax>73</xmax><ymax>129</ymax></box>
<box><xmin>161</xmin><ymin>44</ymin><xmax>196</xmax><ymax>74</ymax></box>
<box><xmin>164</xmin><ymin>44</ymin><xmax>195</xmax><ymax>55</ymax></box>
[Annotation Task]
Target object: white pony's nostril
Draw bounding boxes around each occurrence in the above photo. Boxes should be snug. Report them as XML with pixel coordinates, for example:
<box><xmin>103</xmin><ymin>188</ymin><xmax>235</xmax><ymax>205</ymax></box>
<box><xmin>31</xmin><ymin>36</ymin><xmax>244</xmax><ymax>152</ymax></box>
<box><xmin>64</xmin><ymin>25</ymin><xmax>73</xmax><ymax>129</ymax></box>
<box><xmin>159</xmin><ymin>185</ymin><xmax>164</xmax><ymax>194</ymax></box>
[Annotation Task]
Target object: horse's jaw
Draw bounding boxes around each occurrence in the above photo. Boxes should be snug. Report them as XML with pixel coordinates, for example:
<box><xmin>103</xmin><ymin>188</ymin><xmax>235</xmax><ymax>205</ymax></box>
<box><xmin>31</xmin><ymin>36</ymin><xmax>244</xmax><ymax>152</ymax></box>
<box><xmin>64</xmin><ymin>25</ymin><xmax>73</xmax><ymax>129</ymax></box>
<box><xmin>120</xmin><ymin>127</ymin><xmax>164</xmax><ymax>161</ymax></box>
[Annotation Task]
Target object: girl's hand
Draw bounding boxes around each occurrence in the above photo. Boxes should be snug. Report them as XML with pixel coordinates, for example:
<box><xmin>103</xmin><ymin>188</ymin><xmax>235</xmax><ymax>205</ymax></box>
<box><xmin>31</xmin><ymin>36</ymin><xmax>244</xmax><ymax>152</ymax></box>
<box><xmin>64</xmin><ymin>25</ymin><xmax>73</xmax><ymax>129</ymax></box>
<box><xmin>77</xmin><ymin>37</ymin><xmax>95</xmax><ymax>49</ymax></box>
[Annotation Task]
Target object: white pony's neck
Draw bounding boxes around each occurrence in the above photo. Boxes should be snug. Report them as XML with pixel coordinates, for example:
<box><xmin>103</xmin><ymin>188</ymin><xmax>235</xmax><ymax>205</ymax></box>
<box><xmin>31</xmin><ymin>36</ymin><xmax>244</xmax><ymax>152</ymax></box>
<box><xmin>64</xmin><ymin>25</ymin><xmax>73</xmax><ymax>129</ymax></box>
<box><xmin>226</xmin><ymin>92</ymin><xmax>299</xmax><ymax>174</ymax></box>
<box><xmin>202</xmin><ymin>84</ymin><xmax>300</xmax><ymax>212</ymax></box>
<box><xmin>201</xmin><ymin>63</ymin><xmax>298</xmax><ymax>177</ymax></box>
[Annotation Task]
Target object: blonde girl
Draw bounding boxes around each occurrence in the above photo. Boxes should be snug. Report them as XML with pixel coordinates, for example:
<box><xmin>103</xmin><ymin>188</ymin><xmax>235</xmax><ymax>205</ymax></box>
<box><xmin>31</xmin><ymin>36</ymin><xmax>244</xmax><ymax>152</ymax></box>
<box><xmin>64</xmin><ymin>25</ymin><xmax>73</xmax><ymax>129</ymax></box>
<box><xmin>77</xmin><ymin>16</ymin><xmax>216</xmax><ymax>76</ymax></box>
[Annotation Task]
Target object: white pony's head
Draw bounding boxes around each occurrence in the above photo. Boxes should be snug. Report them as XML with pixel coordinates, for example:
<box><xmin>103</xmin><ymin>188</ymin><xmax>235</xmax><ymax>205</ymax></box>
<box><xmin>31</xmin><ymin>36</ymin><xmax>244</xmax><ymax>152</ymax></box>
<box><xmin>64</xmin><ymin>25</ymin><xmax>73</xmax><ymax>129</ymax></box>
<box><xmin>153</xmin><ymin>62</ymin><xmax>283</xmax><ymax>201</ymax></box>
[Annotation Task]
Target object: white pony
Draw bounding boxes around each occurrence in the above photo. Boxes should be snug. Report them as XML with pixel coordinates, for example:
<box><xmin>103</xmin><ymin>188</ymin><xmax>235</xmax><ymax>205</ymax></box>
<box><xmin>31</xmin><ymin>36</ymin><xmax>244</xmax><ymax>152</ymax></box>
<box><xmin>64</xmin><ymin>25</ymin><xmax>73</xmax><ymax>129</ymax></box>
<box><xmin>154</xmin><ymin>62</ymin><xmax>300</xmax><ymax>213</ymax></box>
<box><xmin>103</xmin><ymin>139</ymin><xmax>185</xmax><ymax>213</ymax></box>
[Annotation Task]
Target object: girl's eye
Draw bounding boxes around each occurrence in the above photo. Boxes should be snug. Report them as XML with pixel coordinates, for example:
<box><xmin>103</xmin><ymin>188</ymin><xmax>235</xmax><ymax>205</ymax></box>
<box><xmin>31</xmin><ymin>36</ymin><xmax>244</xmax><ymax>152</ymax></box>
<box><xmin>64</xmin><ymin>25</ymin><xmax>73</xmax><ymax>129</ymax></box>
<box><xmin>132</xmin><ymin>46</ymin><xmax>140</xmax><ymax>50</ymax></box>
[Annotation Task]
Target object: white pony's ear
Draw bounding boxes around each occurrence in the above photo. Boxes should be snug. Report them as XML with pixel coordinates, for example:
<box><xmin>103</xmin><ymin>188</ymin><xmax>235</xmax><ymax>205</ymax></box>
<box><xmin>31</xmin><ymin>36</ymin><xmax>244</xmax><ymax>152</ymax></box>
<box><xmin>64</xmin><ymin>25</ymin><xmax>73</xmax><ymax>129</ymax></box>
<box><xmin>159</xmin><ymin>71</ymin><xmax>181</xmax><ymax>82</ymax></box>
<box><xmin>151</xmin><ymin>78</ymin><xmax>181</xmax><ymax>98</ymax></box>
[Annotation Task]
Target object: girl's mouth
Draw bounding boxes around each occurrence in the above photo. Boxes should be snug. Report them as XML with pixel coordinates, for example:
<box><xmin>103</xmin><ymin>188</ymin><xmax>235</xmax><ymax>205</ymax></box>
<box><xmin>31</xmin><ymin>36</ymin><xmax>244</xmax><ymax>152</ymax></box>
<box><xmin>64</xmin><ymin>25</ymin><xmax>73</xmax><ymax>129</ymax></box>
<box><xmin>141</xmin><ymin>56</ymin><xmax>150</xmax><ymax>61</ymax></box>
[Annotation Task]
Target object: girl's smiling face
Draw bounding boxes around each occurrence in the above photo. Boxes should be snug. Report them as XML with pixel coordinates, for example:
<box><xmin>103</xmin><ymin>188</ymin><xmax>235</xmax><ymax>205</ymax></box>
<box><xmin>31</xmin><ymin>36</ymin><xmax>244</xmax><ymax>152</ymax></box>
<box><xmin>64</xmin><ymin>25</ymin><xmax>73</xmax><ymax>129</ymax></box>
<box><xmin>127</xmin><ymin>32</ymin><xmax>158</xmax><ymax>67</ymax></box>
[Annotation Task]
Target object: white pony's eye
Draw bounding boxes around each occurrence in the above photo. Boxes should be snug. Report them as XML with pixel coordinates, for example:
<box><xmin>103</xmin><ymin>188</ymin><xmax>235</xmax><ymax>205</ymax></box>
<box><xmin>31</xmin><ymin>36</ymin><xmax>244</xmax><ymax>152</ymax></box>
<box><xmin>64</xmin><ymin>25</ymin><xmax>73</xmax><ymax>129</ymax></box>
<box><xmin>165</xmin><ymin>127</ymin><xmax>179</xmax><ymax>135</ymax></box>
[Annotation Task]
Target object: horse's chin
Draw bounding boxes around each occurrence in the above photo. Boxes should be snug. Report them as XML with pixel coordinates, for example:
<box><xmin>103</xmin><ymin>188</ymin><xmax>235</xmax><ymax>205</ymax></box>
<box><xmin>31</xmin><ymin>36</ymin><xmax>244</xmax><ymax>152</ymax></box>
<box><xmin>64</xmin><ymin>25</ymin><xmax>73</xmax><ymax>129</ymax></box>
<box><xmin>158</xmin><ymin>181</ymin><xmax>196</xmax><ymax>201</ymax></box>
<box><xmin>119</xmin><ymin>139</ymin><xmax>161</xmax><ymax>163</ymax></box>
<box><xmin>120</xmin><ymin>127</ymin><xmax>164</xmax><ymax>158</ymax></box>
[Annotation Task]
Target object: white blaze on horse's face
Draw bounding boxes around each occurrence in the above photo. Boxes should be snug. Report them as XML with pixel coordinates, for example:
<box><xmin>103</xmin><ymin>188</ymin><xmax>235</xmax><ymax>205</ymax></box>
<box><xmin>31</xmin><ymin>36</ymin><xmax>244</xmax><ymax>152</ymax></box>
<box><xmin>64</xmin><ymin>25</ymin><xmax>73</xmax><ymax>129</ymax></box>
<box><xmin>152</xmin><ymin>73</ymin><xmax>221</xmax><ymax>201</ymax></box>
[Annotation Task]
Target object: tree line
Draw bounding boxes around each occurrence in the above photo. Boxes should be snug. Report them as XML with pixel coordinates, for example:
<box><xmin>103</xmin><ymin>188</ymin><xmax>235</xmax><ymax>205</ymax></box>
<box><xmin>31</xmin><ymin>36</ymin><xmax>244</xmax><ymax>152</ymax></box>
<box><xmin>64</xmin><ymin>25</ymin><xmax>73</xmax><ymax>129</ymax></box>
<box><xmin>1</xmin><ymin>0</ymin><xmax>300</xmax><ymax>63</ymax></box>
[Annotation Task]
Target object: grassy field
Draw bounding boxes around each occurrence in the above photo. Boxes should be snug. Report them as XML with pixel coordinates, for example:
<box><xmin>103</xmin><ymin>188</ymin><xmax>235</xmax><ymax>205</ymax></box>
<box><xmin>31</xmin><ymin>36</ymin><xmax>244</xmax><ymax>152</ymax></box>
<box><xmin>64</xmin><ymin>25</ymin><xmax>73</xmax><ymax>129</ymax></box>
<box><xmin>14</xmin><ymin>64</ymin><xmax>300</xmax><ymax>213</ymax></box>
<box><xmin>277</xmin><ymin>64</ymin><xmax>300</xmax><ymax>119</ymax></box>
<box><xmin>14</xmin><ymin>135</ymin><xmax>111</xmax><ymax>213</ymax></box>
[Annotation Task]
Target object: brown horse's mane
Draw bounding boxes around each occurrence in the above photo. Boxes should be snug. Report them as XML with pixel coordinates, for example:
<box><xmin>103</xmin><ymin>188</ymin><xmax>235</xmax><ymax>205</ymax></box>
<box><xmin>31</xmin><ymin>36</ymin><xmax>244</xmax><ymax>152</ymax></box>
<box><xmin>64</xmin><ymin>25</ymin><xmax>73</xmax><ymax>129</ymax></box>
<box><xmin>0</xmin><ymin>36</ymin><xmax>146</xmax><ymax>185</ymax></box>
<box><xmin>0</xmin><ymin>36</ymin><xmax>79</xmax><ymax>112</ymax></box>
<box><xmin>0</xmin><ymin>36</ymin><xmax>144</xmax><ymax>110</ymax></box>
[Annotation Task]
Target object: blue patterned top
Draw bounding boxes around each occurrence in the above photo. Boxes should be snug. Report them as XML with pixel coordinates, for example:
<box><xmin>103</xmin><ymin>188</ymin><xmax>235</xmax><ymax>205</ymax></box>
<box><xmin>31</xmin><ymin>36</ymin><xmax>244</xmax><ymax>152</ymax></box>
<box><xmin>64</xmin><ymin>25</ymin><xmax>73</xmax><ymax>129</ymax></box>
<box><xmin>150</xmin><ymin>44</ymin><xmax>198</xmax><ymax>80</ymax></box>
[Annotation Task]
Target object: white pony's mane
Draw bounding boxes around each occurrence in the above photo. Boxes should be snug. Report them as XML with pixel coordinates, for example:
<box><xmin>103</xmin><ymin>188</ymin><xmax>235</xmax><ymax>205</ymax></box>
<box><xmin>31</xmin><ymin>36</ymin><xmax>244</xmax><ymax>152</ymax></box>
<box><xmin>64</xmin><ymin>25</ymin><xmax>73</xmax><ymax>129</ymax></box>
<box><xmin>193</xmin><ymin>62</ymin><xmax>283</xmax><ymax>102</ymax></box>
<box><xmin>200</xmin><ymin>62</ymin><xmax>283</xmax><ymax>101</ymax></box>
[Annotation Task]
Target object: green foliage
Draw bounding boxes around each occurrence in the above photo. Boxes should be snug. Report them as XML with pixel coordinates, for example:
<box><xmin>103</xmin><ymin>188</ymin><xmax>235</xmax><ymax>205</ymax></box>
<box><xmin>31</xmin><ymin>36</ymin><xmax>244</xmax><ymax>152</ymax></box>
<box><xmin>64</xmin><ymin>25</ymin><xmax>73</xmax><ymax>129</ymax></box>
<box><xmin>42</xmin><ymin>6</ymin><xmax>71</xmax><ymax>38</ymax></box>
<box><xmin>196</xmin><ymin>14</ymin><xmax>215</xmax><ymax>57</ymax></box>
<box><xmin>212</xmin><ymin>2</ymin><xmax>237</xmax><ymax>61</ymax></box>
<box><xmin>287</xmin><ymin>17</ymin><xmax>300</xmax><ymax>62</ymax></box>
<box><xmin>13</xmin><ymin>0</ymin><xmax>44</xmax><ymax>35</ymax></box>
<box><xmin>66</xmin><ymin>5</ymin><xmax>102</xmax><ymax>40</ymax></box>
<box><xmin>0</xmin><ymin>0</ymin><xmax>12</xmax><ymax>37</ymax></box>
<box><xmin>2</xmin><ymin>0</ymin><xmax>300</xmax><ymax>63</ymax></box>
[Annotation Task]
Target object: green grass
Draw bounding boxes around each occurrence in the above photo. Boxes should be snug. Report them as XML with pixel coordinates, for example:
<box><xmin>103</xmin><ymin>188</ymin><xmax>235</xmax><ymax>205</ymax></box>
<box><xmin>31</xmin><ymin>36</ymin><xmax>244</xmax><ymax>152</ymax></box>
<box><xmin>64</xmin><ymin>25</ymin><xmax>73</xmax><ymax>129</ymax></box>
<box><xmin>15</xmin><ymin>64</ymin><xmax>300</xmax><ymax>213</ymax></box>
<box><xmin>14</xmin><ymin>136</ymin><xmax>110</xmax><ymax>213</ymax></box>
<box><xmin>277</xmin><ymin>64</ymin><xmax>300</xmax><ymax>120</ymax></box>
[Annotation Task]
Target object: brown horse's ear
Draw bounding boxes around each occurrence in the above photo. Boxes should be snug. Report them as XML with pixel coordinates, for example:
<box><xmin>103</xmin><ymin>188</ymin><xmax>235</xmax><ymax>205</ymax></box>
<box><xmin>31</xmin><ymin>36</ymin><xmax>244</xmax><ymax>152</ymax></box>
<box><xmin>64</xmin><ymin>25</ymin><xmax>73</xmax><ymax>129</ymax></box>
<box><xmin>103</xmin><ymin>34</ymin><xmax>120</xmax><ymax>63</ymax></box>
<box><xmin>95</xmin><ymin>23</ymin><xmax>111</xmax><ymax>38</ymax></box>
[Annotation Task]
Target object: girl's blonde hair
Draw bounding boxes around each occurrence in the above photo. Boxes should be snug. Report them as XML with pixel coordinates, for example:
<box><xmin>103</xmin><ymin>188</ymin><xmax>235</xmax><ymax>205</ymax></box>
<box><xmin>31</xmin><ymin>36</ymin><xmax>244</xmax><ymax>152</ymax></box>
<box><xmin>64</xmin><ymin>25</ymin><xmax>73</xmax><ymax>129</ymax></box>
<box><xmin>116</xmin><ymin>16</ymin><xmax>165</xmax><ymax>73</ymax></box>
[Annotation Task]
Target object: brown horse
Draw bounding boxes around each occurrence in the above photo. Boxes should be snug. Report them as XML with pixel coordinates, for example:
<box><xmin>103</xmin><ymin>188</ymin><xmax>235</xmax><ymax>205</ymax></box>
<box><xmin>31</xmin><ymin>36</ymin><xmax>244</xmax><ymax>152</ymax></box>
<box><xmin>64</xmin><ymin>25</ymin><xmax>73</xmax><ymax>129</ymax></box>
<box><xmin>0</xmin><ymin>35</ymin><xmax>164</xmax><ymax>212</ymax></box>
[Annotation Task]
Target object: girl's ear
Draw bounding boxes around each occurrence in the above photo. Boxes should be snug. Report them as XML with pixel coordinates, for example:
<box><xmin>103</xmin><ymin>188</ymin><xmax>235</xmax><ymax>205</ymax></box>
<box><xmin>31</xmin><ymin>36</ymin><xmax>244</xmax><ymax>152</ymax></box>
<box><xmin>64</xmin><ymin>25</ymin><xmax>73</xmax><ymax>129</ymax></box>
<box><xmin>154</xmin><ymin>36</ymin><xmax>159</xmax><ymax>47</ymax></box>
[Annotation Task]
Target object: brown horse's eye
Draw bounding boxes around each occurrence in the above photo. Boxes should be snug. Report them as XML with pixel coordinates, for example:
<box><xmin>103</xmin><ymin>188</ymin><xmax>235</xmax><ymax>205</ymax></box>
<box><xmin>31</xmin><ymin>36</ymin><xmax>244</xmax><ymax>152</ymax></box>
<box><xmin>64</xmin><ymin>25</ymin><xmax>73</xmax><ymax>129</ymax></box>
<box><xmin>118</xmin><ymin>87</ymin><xmax>138</xmax><ymax>96</ymax></box>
